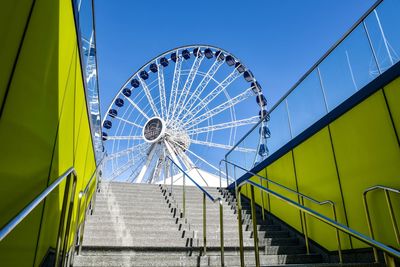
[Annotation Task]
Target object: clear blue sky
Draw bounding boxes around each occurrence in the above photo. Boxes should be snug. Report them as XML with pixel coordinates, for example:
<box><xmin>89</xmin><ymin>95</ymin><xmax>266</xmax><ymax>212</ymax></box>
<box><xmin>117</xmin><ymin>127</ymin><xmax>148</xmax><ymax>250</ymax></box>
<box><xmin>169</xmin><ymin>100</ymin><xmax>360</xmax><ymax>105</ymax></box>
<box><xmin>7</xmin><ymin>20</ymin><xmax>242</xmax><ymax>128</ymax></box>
<box><xmin>94</xmin><ymin>0</ymin><xmax>376</xmax><ymax>115</ymax></box>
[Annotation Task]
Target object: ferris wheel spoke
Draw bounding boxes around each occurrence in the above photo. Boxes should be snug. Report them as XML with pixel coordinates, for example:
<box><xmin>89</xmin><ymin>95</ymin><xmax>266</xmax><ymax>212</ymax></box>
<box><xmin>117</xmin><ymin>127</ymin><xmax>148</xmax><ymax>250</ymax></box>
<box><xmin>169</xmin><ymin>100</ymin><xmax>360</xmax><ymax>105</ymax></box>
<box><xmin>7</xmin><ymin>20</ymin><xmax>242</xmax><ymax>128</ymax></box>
<box><xmin>169</xmin><ymin>139</ymin><xmax>221</xmax><ymax>174</ymax></box>
<box><xmin>137</xmin><ymin>75</ymin><xmax>160</xmax><ymax>117</ymax></box>
<box><xmin>136</xmin><ymin>144</ymin><xmax>157</xmax><ymax>183</ymax></box>
<box><xmin>107</xmin><ymin>143</ymin><xmax>149</xmax><ymax>161</ymax></box>
<box><xmin>185</xmin><ymin>87</ymin><xmax>254</xmax><ymax>129</ymax></box>
<box><xmin>187</xmin><ymin>116</ymin><xmax>260</xmax><ymax>135</ymax></box>
<box><xmin>124</xmin><ymin>96</ymin><xmax>150</xmax><ymax>120</ymax></box>
<box><xmin>107</xmin><ymin>135</ymin><xmax>143</xmax><ymax>141</ymax></box>
<box><xmin>113</xmin><ymin>115</ymin><xmax>143</xmax><ymax>129</ymax></box>
<box><xmin>109</xmin><ymin>154</ymin><xmax>145</xmax><ymax>181</ymax></box>
<box><xmin>180</xmin><ymin>59</ymin><xmax>224</xmax><ymax>118</ymax></box>
<box><xmin>151</xmin><ymin>154</ymin><xmax>165</xmax><ymax>183</ymax></box>
<box><xmin>181</xmin><ymin>67</ymin><xmax>242</xmax><ymax>123</ymax></box>
<box><xmin>146</xmin><ymin>157</ymin><xmax>160</xmax><ymax>184</ymax></box>
<box><xmin>167</xmin><ymin>53</ymin><xmax>182</xmax><ymax>121</ymax></box>
<box><xmin>174</xmin><ymin>54</ymin><xmax>205</xmax><ymax>119</ymax></box>
<box><xmin>126</xmin><ymin>158</ymin><xmax>146</xmax><ymax>182</ymax></box>
<box><xmin>164</xmin><ymin>140</ymin><xmax>185</xmax><ymax>170</ymax></box>
<box><xmin>191</xmin><ymin>139</ymin><xmax>256</xmax><ymax>153</ymax></box>
<box><xmin>157</xmin><ymin>59</ymin><xmax>167</xmax><ymax>119</ymax></box>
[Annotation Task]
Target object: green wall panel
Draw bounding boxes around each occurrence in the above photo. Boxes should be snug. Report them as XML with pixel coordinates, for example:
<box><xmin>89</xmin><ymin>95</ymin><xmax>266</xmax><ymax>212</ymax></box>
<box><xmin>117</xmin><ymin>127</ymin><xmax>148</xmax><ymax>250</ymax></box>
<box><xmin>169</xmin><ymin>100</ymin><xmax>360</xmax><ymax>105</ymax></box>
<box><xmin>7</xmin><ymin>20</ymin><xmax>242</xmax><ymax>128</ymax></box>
<box><xmin>34</xmin><ymin>46</ymin><xmax>78</xmax><ymax>265</ymax></box>
<box><xmin>330</xmin><ymin>90</ymin><xmax>400</xmax><ymax>249</ymax></box>
<box><xmin>383</xmin><ymin>77</ymin><xmax>400</xmax><ymax>142</ymax></box>
<box><xmin>293</xmin><ymin>127</ymin><xmax>351</xmax><ymax>251</ymax></box>
<box><xmin>241</xmin><ymin>81</ymin><xmax>400</xmax><ymax>252</ymax></box>
<box><xmin>266</xmin><ymin>152</ymin><xmax>303</xmax><ymax>232</ymax></box>
<box><xmin>0</xmin><ymin>0</ymin><xmax>60</xmax><ymax>264</ymax></box>
<box><xmin>0</xmin><ymin>0</ymin><xmax>97</xmax><ymax>265</ymax></box>
<box><xmin>0</xmin><ymin>0</ymin><xmax>34</xmax><ymax>106</ymax></box>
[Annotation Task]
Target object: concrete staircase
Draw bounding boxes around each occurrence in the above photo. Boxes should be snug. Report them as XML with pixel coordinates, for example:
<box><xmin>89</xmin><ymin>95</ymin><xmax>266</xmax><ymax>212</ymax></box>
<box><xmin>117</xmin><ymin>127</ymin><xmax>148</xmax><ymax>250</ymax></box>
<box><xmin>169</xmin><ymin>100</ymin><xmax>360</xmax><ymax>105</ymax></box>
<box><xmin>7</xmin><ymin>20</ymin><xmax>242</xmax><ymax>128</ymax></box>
<box><xmin>72</xmin><ymin>182</ymin><xmax>379</xmax><ymax>266</ymax></box>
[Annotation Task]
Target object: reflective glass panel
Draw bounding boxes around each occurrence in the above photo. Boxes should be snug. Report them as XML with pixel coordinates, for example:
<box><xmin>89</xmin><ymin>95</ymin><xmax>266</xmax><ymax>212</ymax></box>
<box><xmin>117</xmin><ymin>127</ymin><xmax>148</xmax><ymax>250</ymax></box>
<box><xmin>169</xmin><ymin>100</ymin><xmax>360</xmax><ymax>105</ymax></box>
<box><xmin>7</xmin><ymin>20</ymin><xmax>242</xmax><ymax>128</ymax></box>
<box><xmin>364</xmin><ymin>0</ymin><xmax>400</xmax><ymax>73</ymax></box>
<box><xmin>318</xmin><ymin>24</ymin><xmax>378</xmax><ymax>111</ymax></box>
<box><xmin>266</xmin><ymin>102</ymin><xmax>292</xmax><ymax>154</ymax></box>
<box><xmin>286</xmin><ymin>70</ymin><xmax>327</xmax><ymax>137</ymax></box>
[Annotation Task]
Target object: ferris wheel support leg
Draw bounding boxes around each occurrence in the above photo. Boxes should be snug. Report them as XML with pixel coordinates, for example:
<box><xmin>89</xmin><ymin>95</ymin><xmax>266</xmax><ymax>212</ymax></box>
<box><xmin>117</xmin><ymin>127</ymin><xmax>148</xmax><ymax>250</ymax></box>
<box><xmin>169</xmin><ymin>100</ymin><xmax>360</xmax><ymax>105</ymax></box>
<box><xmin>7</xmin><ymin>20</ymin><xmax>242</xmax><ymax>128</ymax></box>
<box><xmin>136</xmin><ymin>145</ymin><xmax>157</xmax><ymax>184</ymax></box>
<box><xmin>164</xmin><ymin>141</ymin><xmax>183</xmax><ymax>169</ymax></box>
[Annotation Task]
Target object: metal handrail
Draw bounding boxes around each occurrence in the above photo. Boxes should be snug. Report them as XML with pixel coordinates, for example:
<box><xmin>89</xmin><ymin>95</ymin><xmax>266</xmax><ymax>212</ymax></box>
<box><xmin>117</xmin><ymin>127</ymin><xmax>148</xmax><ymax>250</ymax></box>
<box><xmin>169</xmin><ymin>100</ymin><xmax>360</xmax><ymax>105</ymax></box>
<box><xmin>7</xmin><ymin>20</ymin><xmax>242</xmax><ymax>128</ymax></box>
<box><xmin>167</xmin><ymin>157</ymin><xmax>217</xmax><ymax>202</ymax></box>
<box><xmin>240</xmin><ymin>179</ymin><xmax>400</xmax><ymax>266</ymax></box>
<box><xmin>221</xmin><ymin>159</ymin><xmax>342</xmax><ymax>264</ymax></box>
<box><xmin>75</xmin><ymin>154</ymin><xmax>106</xmax><ymax>255</ymax></box>
<box><xmin>222</xmin><ymin>160</ymin><xmax>334</xmax><ymax>206</ymax></box>
<box><xmin>165</xmin><ymin>156</ymin><xmax>225</xmax><ymax>266</ymax></box>
<box><xmin>363</xmin><ymin>185</ymin><xmax>400</xmax><ymax>263</ymax></box>
<box><xmin>0</xmin><ymin>167</ymin><xmax>78</xmax><ymax>266</ymax></box>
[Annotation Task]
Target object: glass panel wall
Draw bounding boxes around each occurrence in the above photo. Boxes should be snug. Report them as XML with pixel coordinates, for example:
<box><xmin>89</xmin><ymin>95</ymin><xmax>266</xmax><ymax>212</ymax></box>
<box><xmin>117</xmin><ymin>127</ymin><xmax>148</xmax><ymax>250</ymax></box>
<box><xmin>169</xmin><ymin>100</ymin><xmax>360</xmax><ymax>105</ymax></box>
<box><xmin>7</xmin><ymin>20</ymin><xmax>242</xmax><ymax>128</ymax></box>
<box><xmin>286</xmin><ymin>70</ymin><xmax>327</xmax><ymax>137</ymax></box>
<box><xmin>267</xmin><ymin>102</ymin><xmax>292</xmax><ymax>154</ymax></box>
<box><xmin>225</xmin><ymin>0</ymin><xmax>400</xmax><ymax>181</ymax></box>
<box><xmin>74</xmin><ymin>0</ymin><xmax>103</xmax><ymax>162</ymax></box>
<box><xmin>319</xmin><ymin>24</ymin><xmax>378</xmax><ymax>111</ymax></box>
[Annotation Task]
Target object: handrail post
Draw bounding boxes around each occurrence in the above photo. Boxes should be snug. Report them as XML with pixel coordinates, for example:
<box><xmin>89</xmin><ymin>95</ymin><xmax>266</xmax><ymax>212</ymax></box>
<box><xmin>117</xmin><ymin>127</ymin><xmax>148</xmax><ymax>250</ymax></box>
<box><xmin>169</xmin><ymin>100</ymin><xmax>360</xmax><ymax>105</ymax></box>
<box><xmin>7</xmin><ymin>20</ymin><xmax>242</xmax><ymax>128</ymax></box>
<box><xmin>225</xmin><ymin>159</ymin><xmax>229</xmax><ymax>188</ymax></box>
<box><xmin>363</xmin><ymin>192</ymin><xmax>379</xmax><ymax>262</ymax></box>
<box><xmin>170</xmin><ymin>163</ymin><xmax>173</xmax><ymax>195</ymax></box>
<box><xmin>250</xmin><ymin>184</ymin><xmax>260</xmax><ymax>267</ymax></box>
<box><xmin>74</xmin><ymin>192</ymin><xmax>84</xmax><ymax>255</ymax></box>
<box><xmin>78</xmin><ymin>190</ymin><xmax>90</xmax><ymax>255</ymax></box>
<box><xmin>183</xmin><ymin>173</ymin><xmax>186</xmax><ymax>218</ymax></box>
<box><xmin>219</xmin><ymin>162</ymin><xmax>222</xmax><ymax>189</ymax></box>
<box><xmin>234</xmin><ymin>166</ymin><xmax>245</xmax><ymax>267</ymax></box>
<box><xmin>55</xmin><ymin>172</ymin><xmax>77</xmax><ymax>266</ymax></box>
<box><xmin>61</xmin><ymin>179</ymin><xmax>77</xmax><ymax>266</ymax></box>
<box><xmin>331</xmin><ymin>204</ymin><xmax>343</xmax><ymax>263</ymax></box>
<box><xmin>300</xmin><ymin>196</ymin><xmax>310</xmax><ymax>255</ymax></box>
<box><xmin>219</xmin><ymin>200</ymin><xmax>225</xmax><ymax>267</ymax></box>
<box><xmin>203</xmin><ymin>192</ymin><xmax>207</xmax><ymax>255</ymax></box>
<box><xmin>259</xmin><ymin>177</ymin><xmax>265</xmax><ymax>221</ymax></box>
<box><xmin>384</xmin><ymin>190</ymin><xmax>400</xmax><ymax>246</ymax></box>
<box><xmin>163</xmin><ymin>161</ymin><xmax>167</xmax><ymax>185</ymax></box>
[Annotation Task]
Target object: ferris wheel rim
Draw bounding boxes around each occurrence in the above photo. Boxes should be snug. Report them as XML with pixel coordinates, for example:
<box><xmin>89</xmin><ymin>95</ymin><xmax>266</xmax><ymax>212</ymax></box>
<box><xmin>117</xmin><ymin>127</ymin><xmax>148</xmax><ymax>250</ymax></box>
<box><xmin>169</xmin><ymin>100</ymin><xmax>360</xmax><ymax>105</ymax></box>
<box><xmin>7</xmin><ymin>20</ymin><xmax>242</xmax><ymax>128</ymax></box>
<box><xmin>102</xmin><ymin>44</ymin><xmax>261</xmax><ymax>125</ymax></box>
<box><xmin>102</xmin><ymin>44</ymin><xmax>268</xmax><ymax>184</ymax></box>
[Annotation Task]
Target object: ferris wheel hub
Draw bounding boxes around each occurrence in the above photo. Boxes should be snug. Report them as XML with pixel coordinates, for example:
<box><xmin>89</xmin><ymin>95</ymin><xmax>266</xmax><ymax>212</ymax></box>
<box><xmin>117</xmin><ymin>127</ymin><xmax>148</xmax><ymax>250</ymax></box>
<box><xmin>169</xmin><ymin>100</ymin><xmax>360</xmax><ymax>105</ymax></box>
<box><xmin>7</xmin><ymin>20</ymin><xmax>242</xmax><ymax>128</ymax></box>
<box><xmin>142</xmin><ymin>117</ymin><xmax>165</xmax><ymax>143</ymax></box>
<box><xmin>165</xmin><ymin>123</ymin><xmax>190</xmax><ymax>151</ymax></box>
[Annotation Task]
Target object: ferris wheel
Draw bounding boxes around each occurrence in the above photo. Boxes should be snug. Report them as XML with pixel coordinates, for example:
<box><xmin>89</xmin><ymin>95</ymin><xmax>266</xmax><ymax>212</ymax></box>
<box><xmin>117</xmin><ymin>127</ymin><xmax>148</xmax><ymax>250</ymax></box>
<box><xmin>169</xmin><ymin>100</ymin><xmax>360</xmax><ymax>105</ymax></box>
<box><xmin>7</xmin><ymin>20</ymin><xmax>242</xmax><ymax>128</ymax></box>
<box><xmin>102</xmin><ymin>45</ymin><xmax>270</xmax><ymax>186</ymax></box>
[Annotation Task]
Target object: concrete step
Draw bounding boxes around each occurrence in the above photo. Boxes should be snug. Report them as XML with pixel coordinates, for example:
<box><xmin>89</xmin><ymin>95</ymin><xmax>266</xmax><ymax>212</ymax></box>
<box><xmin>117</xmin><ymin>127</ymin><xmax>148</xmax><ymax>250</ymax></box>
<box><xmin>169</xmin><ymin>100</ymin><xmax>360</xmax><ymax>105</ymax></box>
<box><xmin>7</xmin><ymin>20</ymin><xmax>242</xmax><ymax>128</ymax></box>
<box><xmin>193</xmin><ymin>236</ymin><xmax>300</xmax><ymax>247</ymax></box>
<box><xmin>79</xmin><ymin>244</ymin><xmax>306</xmax><ymax>256</ymax></box>
<box><xmin>75</xmin><ymin>182</ymin><xmax>327</xmax><ymax>267</ymax></box>
<box><xmin>94</xmin><ymin>200</ymin><xmax>167</xmax><ymax>207</ymax></box>
<box><xmin>88</xmin><ymin>212</ymin><xmax>174</xmax><ymax>220</ymax></box>
<box><xmin>73</xmin><ymin>253</ymin><xmax>322</xmax><ymax>266</ymax></box>
<box><xmin>84</xmin><ymin>222</ymin><xmax>182</xmax><ymax>232</ymax></box>
<box><xmin>83</xmin><ymin>229</ymin><xmax>191</xmax><ymax>240</ymax></box>
<box><xmin>82</xmin><ymin>236</ymin><xmax>191</xmax><ymax>247</ymax></box>
<box><xmin>95</xmin><ymin>195</ymin><xmax>165</xmax><ymax>201</ymax></box>
<box><xmin>92</xmin><ymin>209</ymin><xmax>171</xmax><ymax>217</ymax></box>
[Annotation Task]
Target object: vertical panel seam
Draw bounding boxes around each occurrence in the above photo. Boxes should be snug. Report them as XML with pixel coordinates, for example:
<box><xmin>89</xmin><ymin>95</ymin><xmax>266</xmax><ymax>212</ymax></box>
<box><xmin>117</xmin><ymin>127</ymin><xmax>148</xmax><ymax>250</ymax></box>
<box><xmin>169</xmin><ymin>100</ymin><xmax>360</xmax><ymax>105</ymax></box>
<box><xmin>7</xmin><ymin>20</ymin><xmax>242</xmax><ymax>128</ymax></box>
<box><xmin>0</xmin><ymin>0</ymin><xmax>37</xmax><ymax>118</ymax></box>
<box><xmin>381</xmin><ymin>88</ymin><xmax>400</xmax><ymax>147</ymax></box>
<box><xmin>33</xmin><ymin>46</ymin><xmax>77</xmax><ymax>266</ymax></box>
<box><xmin>327</xmin><ymin>124</ymin><xmax>353</xmax><ymax>249</ymax></box>
<box><xmin>291</xmin><ymin>150</ymin><xmax>305</xmax><ymax>234</ymax></box>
